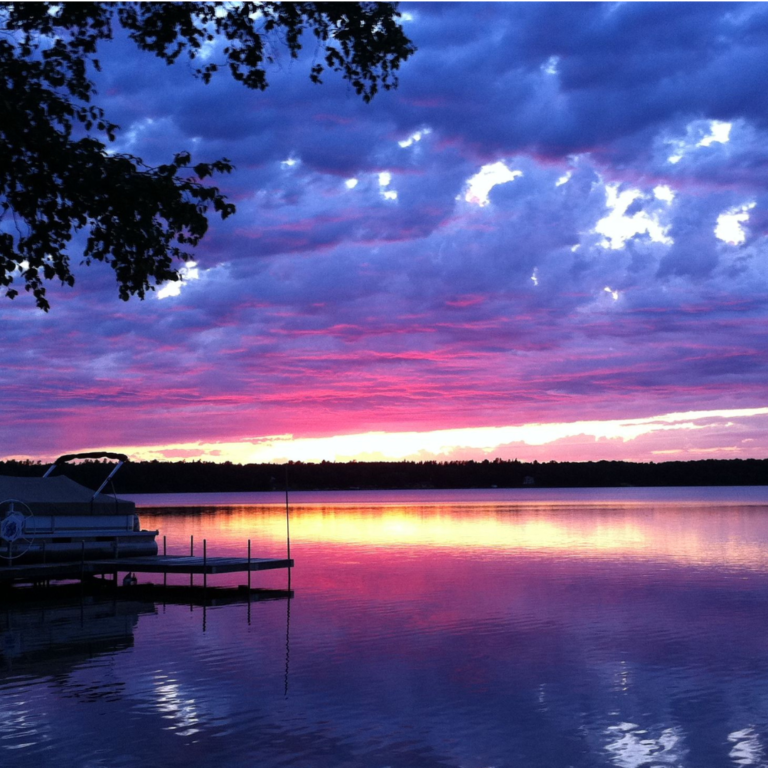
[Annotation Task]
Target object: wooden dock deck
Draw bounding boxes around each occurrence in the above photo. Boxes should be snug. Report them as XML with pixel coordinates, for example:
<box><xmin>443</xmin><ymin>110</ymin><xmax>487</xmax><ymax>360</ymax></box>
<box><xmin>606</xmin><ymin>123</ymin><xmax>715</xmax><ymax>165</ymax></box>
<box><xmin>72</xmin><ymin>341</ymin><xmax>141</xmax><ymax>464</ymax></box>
<box><xmin>0</xmin><ymin>555</ymin><xmax>293</xmax><ymax>586</ymax></box>
<box><xmin>90</xmin><ymin>555</ymin><xmax>294</xmax><ymax>575</ymax></box>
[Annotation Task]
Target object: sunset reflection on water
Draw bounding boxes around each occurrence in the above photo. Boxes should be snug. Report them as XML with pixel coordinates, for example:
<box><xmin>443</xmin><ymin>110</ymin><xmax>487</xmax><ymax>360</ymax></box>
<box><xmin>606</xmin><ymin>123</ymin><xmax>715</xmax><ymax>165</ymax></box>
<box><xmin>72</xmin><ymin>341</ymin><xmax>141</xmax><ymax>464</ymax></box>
<box><xmin>139</xmin><ymin>496</ymin><xmax>768</xmax><ymax>574</ymax></box>
<box><xmin>5</xmin><ymin>490</ymin><xmax>768</xmax><ymax>768</ymax></box>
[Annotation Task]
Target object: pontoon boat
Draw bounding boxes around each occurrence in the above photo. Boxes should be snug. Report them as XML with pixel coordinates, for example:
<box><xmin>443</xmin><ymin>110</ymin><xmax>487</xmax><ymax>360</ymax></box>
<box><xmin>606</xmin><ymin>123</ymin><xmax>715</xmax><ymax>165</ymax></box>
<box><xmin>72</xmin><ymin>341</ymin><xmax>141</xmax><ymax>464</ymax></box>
<box><xmin>0</xmin><ymin>452</ymin><xmax>157</xmax><ymax>563</ymax></box>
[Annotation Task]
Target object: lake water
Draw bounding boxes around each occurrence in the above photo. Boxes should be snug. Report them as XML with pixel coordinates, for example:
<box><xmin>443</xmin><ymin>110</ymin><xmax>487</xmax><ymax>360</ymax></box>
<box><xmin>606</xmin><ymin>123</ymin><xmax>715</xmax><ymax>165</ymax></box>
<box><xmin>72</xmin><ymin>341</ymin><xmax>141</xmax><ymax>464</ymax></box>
<box><xmin>3</xmin><ymin>487</ymin><xmax>768</xmax><ymax>767</ymax></box>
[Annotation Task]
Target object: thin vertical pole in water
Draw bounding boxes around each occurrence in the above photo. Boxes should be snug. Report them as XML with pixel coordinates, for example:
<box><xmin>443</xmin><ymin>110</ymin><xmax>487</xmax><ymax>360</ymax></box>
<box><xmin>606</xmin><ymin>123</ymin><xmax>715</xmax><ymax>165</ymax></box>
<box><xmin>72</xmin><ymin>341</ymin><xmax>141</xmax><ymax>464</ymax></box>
<box><xmin>163</xmin><ymin>535</ymin><xmax>167</xmax><ymax>588</ymax></box>
<box><xmin>203</xmin><ymin>538</ymin><xmax>207</xmax><ymax>591</ymax></box>
<box><xmin>285</xmin><ymin>466</ymin><xmax>291</xmax><ymax>560</ymax></box>
<box><xmin>190</xmin><ymin>534</ymin><xmax>194</xmax><ymax>590</ymax></box>
<box><xmin>285</xmin><ymin>466</ymin><xmax>292</xmax><ymax>591</ymax></box>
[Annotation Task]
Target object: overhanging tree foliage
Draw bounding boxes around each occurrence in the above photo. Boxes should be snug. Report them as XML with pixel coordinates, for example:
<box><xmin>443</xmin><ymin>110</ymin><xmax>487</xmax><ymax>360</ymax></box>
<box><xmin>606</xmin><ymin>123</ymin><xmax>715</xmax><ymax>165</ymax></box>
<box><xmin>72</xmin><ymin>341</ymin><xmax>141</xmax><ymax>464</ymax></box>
<box><xmin>0</xmin><ymin>2</ymin><xmax>415</xmax><ymax>310</ymax></box>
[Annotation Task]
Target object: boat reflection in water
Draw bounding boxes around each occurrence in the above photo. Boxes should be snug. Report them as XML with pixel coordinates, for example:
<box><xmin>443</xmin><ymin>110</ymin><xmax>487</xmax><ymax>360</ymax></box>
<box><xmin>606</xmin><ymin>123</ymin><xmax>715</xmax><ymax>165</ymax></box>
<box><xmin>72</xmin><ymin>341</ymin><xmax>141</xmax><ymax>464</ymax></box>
<box><xmin>1</xmin><ymin>593</ymin><xmax>153</xmax><ymax>675</ymax></box>
<box><xmin>1</xmin><ymin>585</ymin><xmax>292</xmax><ymax>676</ymax></box>
<box><xmin>0</xmin><ymin>581</ymin><xmax>294</xmax><ymax>766</ymax></box>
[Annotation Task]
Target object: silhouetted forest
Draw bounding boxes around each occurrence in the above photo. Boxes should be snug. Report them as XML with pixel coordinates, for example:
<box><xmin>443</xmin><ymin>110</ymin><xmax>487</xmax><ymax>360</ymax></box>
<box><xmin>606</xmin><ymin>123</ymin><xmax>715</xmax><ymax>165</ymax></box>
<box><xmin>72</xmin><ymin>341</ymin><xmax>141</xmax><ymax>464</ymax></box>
<box><xmin>1</xmin><ymin>458</ymin><xmax>766</xmax><ymax>494</ymax></box>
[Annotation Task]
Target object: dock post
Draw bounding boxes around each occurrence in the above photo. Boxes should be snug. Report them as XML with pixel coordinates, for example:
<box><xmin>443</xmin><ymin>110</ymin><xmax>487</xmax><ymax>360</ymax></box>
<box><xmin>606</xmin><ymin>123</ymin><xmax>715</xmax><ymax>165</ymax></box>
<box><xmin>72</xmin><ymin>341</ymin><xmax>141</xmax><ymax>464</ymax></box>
<box><xmin>203</xmin><ymin>539</ymin><xmax>207</xmax><ymax>591</ymax></box>
<box><xmin>163</xmin><ymin>535</ymin><xmax>167</xmax><ymax>588</ymax></box>
<box><xmin>190</xmin><ymin>535</ymin><xmax>194</xmax><ymax>590</ymax></box>
<box><xmin>247</xmin><ymin>539</ymin><xmax>251</xmax><ymax>591</ymax></box>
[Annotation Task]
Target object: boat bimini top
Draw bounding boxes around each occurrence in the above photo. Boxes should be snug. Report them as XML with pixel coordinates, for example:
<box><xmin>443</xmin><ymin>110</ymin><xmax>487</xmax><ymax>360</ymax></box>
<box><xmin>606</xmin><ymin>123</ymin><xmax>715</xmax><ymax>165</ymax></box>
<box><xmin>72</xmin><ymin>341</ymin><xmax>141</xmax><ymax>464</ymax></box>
<box><xmin>0</xmin><ymin>452</ymin><xmax>135</xmax><ymax>516</ymax></box>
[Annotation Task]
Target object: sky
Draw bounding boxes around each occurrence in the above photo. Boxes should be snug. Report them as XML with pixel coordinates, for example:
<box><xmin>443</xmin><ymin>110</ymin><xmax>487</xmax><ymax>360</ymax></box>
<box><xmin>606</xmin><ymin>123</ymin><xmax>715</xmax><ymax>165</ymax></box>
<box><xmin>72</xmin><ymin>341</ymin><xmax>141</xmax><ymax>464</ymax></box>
<box><xmin>3</xmin><ymin>1</ymin><xmax>768</xmax><ymax>464</ymax></box>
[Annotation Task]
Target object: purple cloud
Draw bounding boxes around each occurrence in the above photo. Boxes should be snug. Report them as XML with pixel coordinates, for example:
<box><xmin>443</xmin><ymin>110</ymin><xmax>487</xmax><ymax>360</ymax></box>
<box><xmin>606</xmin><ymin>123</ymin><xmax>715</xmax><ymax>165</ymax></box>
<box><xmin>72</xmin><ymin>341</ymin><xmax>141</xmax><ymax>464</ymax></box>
<box><xmin>3</xmin><ymin>3</ymin><xmax>768</xmax><ymax>460</ymax></box>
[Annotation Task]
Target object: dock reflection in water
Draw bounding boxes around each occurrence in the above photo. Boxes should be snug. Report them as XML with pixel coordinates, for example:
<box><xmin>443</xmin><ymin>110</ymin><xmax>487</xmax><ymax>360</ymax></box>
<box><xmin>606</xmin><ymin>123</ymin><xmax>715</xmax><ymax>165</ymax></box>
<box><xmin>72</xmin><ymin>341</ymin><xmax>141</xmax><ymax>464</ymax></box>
<box><xmin>3</xmin><ymin>489</ymin><xmax>768</xmax><ymax>767</ymax></box>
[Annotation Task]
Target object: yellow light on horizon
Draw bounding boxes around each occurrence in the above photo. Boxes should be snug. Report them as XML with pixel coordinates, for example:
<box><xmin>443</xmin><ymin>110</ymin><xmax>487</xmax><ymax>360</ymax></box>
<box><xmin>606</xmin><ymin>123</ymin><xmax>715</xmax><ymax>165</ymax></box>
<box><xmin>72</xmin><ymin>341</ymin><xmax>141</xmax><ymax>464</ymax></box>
<box><xmin>9</xmin><ymin>406</ymin><xmax>768</xmax><ymax>467</ymax></box>
<box><xmin>41</xmin><ymin>405</ymin><xmax>768</xmax><ymax>465</ymax></box>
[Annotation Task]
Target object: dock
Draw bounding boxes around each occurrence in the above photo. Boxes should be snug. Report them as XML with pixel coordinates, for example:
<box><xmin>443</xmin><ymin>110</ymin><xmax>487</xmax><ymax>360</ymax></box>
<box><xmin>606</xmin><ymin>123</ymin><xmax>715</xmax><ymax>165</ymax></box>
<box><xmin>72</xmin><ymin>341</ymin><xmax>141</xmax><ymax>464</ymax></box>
<box><xmin>0</xmin><ymin>554</ymin><xmax>294</xmax><ymax>587</ymax></box>
<box><xmin>92</xmin><ymin>554</ymin><xmax>294</xmax><ymax>575</ymax></box>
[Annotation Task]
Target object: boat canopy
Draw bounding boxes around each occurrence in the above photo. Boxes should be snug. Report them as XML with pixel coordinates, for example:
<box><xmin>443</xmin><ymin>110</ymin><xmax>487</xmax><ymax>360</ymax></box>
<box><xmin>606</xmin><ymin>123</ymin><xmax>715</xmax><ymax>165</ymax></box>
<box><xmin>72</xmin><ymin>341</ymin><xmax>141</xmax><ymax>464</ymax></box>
<box><xmin>0</xmin><ymin>475</ymin><xmax>135</xmax><ymax>516</ymax></box>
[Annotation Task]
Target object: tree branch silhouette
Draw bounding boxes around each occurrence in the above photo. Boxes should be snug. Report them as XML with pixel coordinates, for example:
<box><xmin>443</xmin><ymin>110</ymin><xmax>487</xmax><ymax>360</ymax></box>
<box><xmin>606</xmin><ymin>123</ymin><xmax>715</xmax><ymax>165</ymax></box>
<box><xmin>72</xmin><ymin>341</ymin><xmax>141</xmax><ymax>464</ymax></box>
<box><xmin>0</xmin><ymin>2</ymin><xmax>415</xmax><ymax>310</ymax></box>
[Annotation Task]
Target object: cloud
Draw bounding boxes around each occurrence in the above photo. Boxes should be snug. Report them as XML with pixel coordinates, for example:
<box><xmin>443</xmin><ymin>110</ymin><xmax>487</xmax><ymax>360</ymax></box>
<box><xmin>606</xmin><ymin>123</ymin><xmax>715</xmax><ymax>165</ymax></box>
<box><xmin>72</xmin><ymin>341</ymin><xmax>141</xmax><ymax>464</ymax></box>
<box><xmin>3</xmin><ymin>5</ymin><xmax>768</xmax><ymax>460</ymax></box>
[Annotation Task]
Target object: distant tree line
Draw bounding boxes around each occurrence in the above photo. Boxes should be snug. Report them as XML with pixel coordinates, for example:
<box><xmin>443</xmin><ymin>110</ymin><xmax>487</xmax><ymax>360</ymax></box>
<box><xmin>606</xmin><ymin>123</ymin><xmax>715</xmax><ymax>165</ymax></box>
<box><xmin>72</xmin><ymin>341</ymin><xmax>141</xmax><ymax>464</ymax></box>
<box><xmin>1</xmin><ymin>458</ymin><xmax>767</xmax><ymax>494</ymax></box>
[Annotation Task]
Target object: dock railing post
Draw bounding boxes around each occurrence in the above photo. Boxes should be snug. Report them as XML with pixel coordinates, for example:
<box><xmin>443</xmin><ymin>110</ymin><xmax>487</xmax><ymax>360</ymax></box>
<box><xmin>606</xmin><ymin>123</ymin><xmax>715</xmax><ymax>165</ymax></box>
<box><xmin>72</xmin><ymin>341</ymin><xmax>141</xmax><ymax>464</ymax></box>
<box><xmin>203</xmin><ymin>539</ymin><xmax>207</xmax><ymax>591</ymax></box>
<box><xmin>190</xmin><ymin>535</ymin><xmax>194</xmax><ymax>590</ymax></box>
<box><xmin>247</xmin><ymin>539</ymin><xmax>251</xmax><ymax>591</ymax></box>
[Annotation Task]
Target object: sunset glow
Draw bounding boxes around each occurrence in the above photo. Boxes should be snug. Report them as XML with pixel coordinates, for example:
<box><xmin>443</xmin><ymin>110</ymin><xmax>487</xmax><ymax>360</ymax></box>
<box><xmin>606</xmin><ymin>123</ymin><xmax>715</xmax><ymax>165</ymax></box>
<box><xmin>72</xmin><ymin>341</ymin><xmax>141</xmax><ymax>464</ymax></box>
<box><xmin>13</xmin><ymin>406</ymin><xmax>768</xmax><ymax>465</ymax></box>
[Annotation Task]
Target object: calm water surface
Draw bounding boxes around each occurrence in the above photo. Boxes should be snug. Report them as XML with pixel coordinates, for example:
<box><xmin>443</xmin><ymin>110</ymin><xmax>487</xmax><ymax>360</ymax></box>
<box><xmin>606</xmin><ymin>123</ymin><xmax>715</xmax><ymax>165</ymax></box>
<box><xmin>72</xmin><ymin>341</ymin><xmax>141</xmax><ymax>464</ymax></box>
<box><xmin>3</xmin><ymin>487</ymin><xmax>768</xmax><ymax>767</ymax></box>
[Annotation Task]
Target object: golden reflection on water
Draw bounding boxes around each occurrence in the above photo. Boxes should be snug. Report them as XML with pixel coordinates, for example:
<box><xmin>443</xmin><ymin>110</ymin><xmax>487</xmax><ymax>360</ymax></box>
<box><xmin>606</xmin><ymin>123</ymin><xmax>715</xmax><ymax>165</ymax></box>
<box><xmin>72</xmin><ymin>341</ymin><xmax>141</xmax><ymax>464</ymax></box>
<box><xmin>140</xmin><ymin>502</ymin><xmax>768</xmax><ymax>572</ymax></box>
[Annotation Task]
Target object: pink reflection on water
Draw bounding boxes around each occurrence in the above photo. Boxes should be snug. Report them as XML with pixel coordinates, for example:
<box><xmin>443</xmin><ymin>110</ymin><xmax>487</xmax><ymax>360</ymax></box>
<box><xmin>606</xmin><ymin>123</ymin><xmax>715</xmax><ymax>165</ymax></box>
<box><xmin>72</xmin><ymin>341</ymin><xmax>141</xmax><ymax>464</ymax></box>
<box><xmin>8</xmin><ymin>494</ymin><xmax>768</xmax><ymax>766</ymax></box>
<box><xmin>137</xmin><ymin>494</ymin><xmax>768</xmax><ymax>594</ymax></box>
